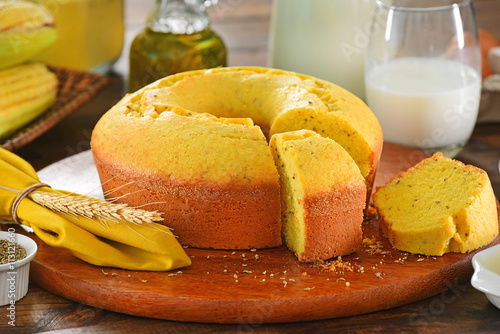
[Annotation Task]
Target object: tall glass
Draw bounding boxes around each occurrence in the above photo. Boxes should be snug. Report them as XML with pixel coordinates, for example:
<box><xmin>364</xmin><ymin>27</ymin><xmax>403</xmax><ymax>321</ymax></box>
<box><xmin>269</xmin><ymin>0</ymin><xmax>376</xmax><ymax>100</ymax></box>
<box><xmin>365</xmin><ymin>0</ymin><xmax>481</xmax><ymax>157</ymax></box>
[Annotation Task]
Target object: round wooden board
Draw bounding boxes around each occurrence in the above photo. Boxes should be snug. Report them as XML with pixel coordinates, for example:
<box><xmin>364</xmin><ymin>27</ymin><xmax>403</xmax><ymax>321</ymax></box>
<box><xmin>24</xmin><ymin>143</ymin><xmax>500</xmax><ymax>323</ymax></box>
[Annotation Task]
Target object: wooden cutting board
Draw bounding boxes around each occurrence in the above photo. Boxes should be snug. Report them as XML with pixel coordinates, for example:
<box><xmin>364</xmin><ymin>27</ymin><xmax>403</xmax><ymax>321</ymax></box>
<box><xmin>23</xmin><ymin>143</ymin><xmax>500</xmax><ymax>323</ymax></box>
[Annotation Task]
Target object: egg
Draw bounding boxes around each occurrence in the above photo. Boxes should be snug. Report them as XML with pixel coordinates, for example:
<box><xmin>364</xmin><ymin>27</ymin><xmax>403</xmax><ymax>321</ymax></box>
<box><xmin>487</xmin><ymin>46</ymin><xmax>500</xmax><ymax>75</ymax></box>
<box><xmin>479</xmin><ymin>29</ymin><xmax>500</xmax><ymax>79</ymax></box>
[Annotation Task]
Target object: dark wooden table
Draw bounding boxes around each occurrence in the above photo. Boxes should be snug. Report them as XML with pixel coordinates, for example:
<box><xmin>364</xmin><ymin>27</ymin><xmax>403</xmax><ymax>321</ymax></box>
<box><xmin>2</xmin><ymin>0</ymin><xmax>500</xmax><ymax>332</ymax></box>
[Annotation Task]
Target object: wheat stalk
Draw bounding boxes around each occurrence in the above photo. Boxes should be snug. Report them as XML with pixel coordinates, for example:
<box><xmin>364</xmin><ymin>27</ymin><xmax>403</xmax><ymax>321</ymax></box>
<box><xmin>29</xmin><ymin>191</ymin><xmax>164</xmax><ymax>225</ymax></box>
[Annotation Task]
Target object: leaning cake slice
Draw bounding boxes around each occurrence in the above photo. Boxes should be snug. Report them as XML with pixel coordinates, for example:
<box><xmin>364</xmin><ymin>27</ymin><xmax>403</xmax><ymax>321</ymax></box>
<box><xmin>373</xmin><ymin>153</ymin><xmax>498</xmax><ymax>256</ymax></box>
<box><xmin>270</xmin><ymin>130</ymin><xmax>366</xmax><ymax>262</ymax></box>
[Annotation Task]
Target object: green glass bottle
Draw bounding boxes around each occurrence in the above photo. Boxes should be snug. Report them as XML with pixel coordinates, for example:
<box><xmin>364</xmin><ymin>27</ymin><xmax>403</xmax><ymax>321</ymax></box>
<box><xmin>128</xmin><ymin>0</ymin><xmax>227</xmax><ymax>92</ymax></box>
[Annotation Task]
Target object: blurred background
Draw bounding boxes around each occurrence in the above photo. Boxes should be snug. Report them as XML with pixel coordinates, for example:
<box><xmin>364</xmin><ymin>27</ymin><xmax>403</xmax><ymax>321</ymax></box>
<box><xmin>115</xmin><ymin>0</ymin><xmax>500</xmax><ymax>75</ymax></box>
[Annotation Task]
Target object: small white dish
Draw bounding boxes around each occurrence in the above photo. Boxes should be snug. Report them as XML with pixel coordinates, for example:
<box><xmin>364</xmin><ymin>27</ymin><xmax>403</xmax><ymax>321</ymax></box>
<box><xmin>0</xmin><ymin>230</ymin><xmax>38</xmax><ymax>306</ymax></box>
<box><xmin>471</xmin><ymin>243</ymin><xmax>500</xmax><ymax>310</ymax></box>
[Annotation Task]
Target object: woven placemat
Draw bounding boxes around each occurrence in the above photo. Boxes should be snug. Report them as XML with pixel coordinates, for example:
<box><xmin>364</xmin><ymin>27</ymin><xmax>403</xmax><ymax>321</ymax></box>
<box><xmin>1</xmin><ymin>67</ymin><xmax>110</xmax><ymax>151</ymax></box>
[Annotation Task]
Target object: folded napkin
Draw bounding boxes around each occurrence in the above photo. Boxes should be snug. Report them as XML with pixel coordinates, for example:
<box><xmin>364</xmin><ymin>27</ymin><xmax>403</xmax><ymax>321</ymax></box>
<box><xmin>0</xmin><ymin>147</ymin><xmax>191</xmax><ymax>271</ymax></box>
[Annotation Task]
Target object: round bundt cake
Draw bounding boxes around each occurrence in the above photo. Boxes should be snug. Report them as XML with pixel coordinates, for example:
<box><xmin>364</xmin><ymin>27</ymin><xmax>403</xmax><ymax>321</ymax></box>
<box><xmin>91</xmin><ymin>67</ymin><xmax>383</xmax><ymax>250</ymax></box>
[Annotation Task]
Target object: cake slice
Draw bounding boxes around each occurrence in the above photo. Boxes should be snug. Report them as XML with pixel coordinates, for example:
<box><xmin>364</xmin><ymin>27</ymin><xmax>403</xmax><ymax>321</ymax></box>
<box><xmin>373</xmin><ymin>153</ymin><xmax>498</xmax><ymax>256</ymax></box>
<box><xmin>270</xmin><ymin>130</ymin><xmax>366</xmax><ymax>262</ymax></box>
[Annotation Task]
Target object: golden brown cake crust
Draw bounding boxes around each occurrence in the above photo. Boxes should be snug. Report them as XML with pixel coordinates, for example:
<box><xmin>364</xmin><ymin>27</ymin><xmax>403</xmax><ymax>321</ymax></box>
<box><xmin>94</xmin><ymin>153</ymin><xmax>282</xmax><ymax>249</ymax></box>
<box><xmin>295</xmin><ymin>186</ymin><xmax>366</xmax><ymax>262</ymax></box>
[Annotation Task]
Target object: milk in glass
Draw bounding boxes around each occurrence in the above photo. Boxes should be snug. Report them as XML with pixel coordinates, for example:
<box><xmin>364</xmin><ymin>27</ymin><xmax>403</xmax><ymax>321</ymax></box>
<box><xmin>365</xmin><ymin>57</ymin><xmax>481</xmax><ymax>150</ymax></box>
<box><xmin>269</xmin><ymin>0</ymin><xmax>375</xmax><ymax>100</ymax></box>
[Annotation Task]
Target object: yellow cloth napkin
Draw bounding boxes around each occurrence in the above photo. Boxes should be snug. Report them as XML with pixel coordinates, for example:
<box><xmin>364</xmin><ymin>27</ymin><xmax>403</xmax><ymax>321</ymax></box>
<box><xmin>0</xmin><ymin>147</ymin><xmax>191</xmax><ymax>271</ymax></box>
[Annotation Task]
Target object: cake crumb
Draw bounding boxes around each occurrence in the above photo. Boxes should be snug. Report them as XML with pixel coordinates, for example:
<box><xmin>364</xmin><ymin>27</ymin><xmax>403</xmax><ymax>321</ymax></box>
<box><xmin>363</xmin><ymin>236</ymin><xmax>385</xmax><ymax>255</ymax></box>
<box><xmin>362</xmin><ymin>237</ymin><xmax>375</xmax><ymax>246</ymax></box>
<box><xmin>301</xmin><ymin>272</ymin><xmax>308</xmax><ymax>277</ymax></box>
<box><xmin>317</xmin><ymin>256</ymin><xmax>353</xmax><ymax>273</ymax></box>
<box><xmin>250</xmin><ymin>248</ymin><xmax>257</xmax><ymax>252</ymax></box>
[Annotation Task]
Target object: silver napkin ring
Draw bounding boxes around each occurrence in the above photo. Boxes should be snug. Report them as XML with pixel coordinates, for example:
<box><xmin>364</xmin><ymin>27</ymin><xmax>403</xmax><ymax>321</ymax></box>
<box><xmin>11</xmin><ymin>183</ymin><xmax>51</xmax><ymax>225</ymax></box>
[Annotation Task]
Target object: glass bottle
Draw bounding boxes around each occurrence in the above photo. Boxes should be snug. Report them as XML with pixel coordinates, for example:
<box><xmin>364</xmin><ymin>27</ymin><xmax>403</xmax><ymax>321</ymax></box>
<box><xmin>128</xmin><ymin>0</ymin><xmax>227</xmax><ymax>92</ymax></box>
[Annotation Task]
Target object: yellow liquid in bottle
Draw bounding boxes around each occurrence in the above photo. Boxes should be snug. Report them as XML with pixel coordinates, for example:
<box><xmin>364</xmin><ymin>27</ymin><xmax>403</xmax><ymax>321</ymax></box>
<box><xmin>128</xmin><ymin>29</ymin><xmax>227</xmax><ymax>92</ymax></box>
<box><xmin>30</xmin><ymin>0</ymin><xmax>124</xmax><ymax>72</ymax></box>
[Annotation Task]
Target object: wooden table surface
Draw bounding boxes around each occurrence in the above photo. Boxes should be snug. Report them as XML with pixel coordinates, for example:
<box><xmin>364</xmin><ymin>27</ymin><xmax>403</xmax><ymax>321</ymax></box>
<box><xmin>2</xmin><ymin>0</ymin><xmax>500</xmax><ymax>332</ymax></box>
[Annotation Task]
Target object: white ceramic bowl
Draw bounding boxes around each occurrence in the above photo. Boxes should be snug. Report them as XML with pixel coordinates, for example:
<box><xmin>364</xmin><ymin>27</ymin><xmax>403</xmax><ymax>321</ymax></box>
<box><xmin>471</xmin><ymin>243</ymin><xmax>500</xmax><ymax>310</ymax></box>
<box><xmin>0</xmin><ymin>230</ymin><xmax>38</xmax><ymax>306</ymax></box>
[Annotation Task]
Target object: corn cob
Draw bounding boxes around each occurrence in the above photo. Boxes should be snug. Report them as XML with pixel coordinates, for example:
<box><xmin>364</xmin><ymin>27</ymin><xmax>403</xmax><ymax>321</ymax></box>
<box><xmin>0</xmin><ymin>1</ymin><xmax>54</xmax><ymax>32</ymax></box>
<box><xmin>0</xmin><ymin>1</ymin><xmax>57</xmax><ymax>70</ymax></box>
<box><xmin>0</xmin><ymin>62</ymin><xmax>58</xmax><ymax>140</ymax></box>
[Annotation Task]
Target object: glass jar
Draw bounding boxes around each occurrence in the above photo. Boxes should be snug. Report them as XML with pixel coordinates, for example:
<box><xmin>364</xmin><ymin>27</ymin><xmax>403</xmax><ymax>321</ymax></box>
<box><xmin>30</xmin><ymin>0</ymin><xmax>125</xmax><ymax>73</ymax></box>
<box><xmin>128</xmin><ymin>0</ymin><xmax>227</xmax><ymax>92</ymax></box>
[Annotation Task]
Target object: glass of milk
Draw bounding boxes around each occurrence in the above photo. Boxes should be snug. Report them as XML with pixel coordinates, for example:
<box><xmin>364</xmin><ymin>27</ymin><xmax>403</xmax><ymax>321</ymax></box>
<box><xmin>269</xmin><ymin>0</ymin><xmax>376</xmax><ymax>101</ymax></box>
<box><xmin>365</xmin><ymin>0</ymin><xmax>481</xmax><ymax>157</ymax></box>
